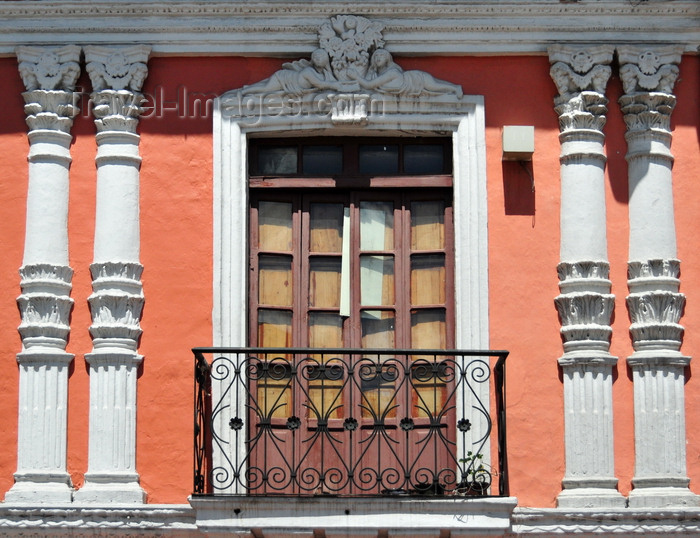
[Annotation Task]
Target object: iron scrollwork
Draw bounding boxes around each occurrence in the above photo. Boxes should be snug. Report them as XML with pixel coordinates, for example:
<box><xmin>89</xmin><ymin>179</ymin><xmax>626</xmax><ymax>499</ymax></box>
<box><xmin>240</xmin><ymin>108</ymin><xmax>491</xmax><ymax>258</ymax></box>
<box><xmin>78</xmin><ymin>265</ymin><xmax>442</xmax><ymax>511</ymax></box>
<box><xmin>193</xmin><ymin>348</ymin><xmax>508</xmax><ymax>497</ymax></box>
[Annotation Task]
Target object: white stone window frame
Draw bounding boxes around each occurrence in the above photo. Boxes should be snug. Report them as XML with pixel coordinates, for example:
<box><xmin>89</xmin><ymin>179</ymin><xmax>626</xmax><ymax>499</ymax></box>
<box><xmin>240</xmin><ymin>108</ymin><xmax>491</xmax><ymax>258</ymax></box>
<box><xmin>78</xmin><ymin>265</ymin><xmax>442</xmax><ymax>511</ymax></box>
<box><xmin>212</xmin><ymin>92</ymin><xmax>490</xmax><ymax>491</ymax></box>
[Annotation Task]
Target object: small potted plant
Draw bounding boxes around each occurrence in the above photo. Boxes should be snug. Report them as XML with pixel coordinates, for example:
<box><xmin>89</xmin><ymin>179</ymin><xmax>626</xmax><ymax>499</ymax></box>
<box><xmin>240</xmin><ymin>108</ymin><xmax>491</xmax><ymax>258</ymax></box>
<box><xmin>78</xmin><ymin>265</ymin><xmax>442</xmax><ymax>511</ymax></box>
<box><xmin>456</xmin><ymin>451</ymin><xmax>492</xmax><ymax>495</ymax></box>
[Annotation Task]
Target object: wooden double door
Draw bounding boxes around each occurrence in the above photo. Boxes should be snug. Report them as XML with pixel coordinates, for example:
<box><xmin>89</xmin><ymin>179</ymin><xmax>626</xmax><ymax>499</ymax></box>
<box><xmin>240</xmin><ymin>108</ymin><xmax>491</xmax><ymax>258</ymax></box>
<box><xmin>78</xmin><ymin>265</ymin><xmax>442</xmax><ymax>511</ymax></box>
<box><xmin>248</xmin><ymin>188</ymin><xmax>456</xmax><ymax>494</ymax></box>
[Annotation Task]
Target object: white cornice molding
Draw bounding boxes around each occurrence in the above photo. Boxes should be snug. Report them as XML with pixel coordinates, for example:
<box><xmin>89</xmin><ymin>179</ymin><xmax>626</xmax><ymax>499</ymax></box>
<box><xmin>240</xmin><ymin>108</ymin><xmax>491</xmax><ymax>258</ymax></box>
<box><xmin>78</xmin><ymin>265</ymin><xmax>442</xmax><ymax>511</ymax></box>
<box><xmin>0</xmin><ymin>1</ymin><xmax>697</xmax><ymax>56</ymax></box>
<box><xmin>513</xmin><ymin>507</ymin><xmax>700</xmax><ymax>534</ymax></box>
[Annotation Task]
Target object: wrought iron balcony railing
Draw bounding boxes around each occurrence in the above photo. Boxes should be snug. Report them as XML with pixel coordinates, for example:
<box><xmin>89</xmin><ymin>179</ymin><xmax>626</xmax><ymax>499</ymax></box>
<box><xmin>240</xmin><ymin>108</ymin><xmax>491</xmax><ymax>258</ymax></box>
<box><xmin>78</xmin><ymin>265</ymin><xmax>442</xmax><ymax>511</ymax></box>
<box><xmin>193</xmin><ymin>347</ymin><xmax>508</xmax><ymax>497</ymax></box>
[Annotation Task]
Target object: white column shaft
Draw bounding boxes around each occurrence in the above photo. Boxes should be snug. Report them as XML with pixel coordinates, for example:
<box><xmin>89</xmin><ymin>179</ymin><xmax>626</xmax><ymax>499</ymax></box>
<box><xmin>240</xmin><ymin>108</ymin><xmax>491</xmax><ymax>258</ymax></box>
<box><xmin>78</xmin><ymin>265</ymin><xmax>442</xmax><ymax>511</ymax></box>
<box><xmin>562</xmin><ymin>364</ymin><xmax>616</xmax><ymax>482</ymax></box>
<box><xmin>24</xmin><ymin>130</ymin><xmax>72</xmax><ymax>266</ymax></box>
<box><xmin>619</xmin><ymin>45</ymin><xmax>698</xmax><ymax>508</ymax></box>
<box><xmin>633</xmin><ymin>364</ymin><xmax>687</xmax><ymax>482</ymax></box>
<box><xmin>16</xmin><ymin>359</ymin><xmax>70</xmax><ymax>474</ymax></box>
<box><xmin>93</xmin><ymin>131</ymin><xmax>142</xmax><ymax>263</ymax></box>
<box><xmin>627</xmin><ymin>132</ymin><xmax>676</xmax><ymax>261</ymax></box>
<box><xmin>75</xmin><ymin>44</ymin><xmax>150</xmax><ymax>505</ymax></box>
<box><xmin>559</xmin><ymin>135</ymin><xmax>608</xmax><ymax>263</ymax></box>
<box><xmin>549</xmin><ymin>45</ymin><xmax>624</xmax><ymax>508</ymax></box>
<box><xmin>7</xmin><ymin>45</ymin><xmax>81</xmax><ymax>504</ymax></box>
<box><xmin>86</xmin><ymin>357</ymin><xmax>139</xmax><ymax>475</ymax></box>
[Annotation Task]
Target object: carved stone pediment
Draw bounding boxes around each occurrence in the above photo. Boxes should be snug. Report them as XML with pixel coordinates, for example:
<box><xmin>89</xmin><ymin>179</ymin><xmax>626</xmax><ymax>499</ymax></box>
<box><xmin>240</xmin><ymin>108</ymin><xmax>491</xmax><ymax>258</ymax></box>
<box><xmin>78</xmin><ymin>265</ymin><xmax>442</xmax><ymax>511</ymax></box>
<box><xmin>222</xmin><ymin>15</ymin><xmax>462</xmax><ymax>123</ymax></box>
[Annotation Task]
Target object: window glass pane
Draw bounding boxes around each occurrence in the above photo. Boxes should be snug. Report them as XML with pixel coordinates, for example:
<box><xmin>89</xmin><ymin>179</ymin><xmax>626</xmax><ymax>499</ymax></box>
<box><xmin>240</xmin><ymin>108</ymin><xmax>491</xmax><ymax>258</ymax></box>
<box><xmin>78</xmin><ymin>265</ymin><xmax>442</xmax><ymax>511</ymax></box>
<box><xmin>360</xmin><ymin>201</ymin><xmax>394</xmax><ymax>250</ymax></box>
<box><xmin>305</xmin><ymin>324</ymin><xmax>344</xmax><ymax>419</ymax></box>
<box><xmin>302</xmin><ymin>146</ymin><xmax>343</xmax><ymax>175</ymax></box>
<box><xmin>361</xmin><ymin>310</ymin><xmax>395</xmax><ymax>349</ymax></box>
<box><xmin>411</xmin><ymin>254</ymin><xmax>446</xmax><ymax>305</ymax></box>
<box><xmin>309</xmin><ymin>258</ymin><xmax>341</xmax><ymax>308</ymax></box>
<box><xmin>360</xmin><ymin>255</ymin><xmax>394</xmax><ymax>306</ymax></box>
<box><xmin>308</xmin><ymin>312</ymin><xmax>343</xmax><ymax>348</ymax></box>
<box><xmin>411</xmin><ymin>200</ymin><xmax>444</xmax><ymax>250</ymax></box>
<box><xmin>257</xmin><ymin>146</ymin><xmax>297</xmax><ymax>175</ymax></box>
<box><xmin>259</xmin><ymin>255</ymin><xmax>293</xmax><ymax>306</ymax></box>
<box><xmin>411</xmin><ymin>309</ymin><xmax>446</xmax><ymax>349</ymax></box>
<box><xmin>256</xmin><ymin>360</ymin><xmax>292</xmax><ymax>419</ymax></box>
<box><xmin>404</xmin><ymin>145</ymin><xmax>444</xmax><ymax>174</ymax></box>
<box><xmin>310</xmin><ymin>203</ymin><xmax>344</xmax><ymax>252</ymax></box>
<box><xmin>308</xmin><ymin>378</ymin><xmax>344</xmax><ymax>420</ymax></box>
<box><xmin>411</xmin><ymin>361</ymin><xmax>447</xmax><ymax>418</ymax></box>
<box><xmin>257</xmin><ymin>309</ymin><xmax>293</xmax><ymax>348</ymax></box>
<box><xmin>258</xmin><ymin>201</ymin><xmax>293</xmax><ymax>251</ymax></box>
<box><xmin>359</xmin><ymin>144</ymin><xmax>399</xmax><ymax>175</ymax></box>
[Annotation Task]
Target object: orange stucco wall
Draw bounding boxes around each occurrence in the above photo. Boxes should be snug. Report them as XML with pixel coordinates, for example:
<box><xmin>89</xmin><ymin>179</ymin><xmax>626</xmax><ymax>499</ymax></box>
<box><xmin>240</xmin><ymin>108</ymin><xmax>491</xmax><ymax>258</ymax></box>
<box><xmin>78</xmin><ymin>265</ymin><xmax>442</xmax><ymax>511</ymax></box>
<box><xmin>0</xmin><ymin>54</ymin><xmax>697</xmax><ymax>508</ymax></box>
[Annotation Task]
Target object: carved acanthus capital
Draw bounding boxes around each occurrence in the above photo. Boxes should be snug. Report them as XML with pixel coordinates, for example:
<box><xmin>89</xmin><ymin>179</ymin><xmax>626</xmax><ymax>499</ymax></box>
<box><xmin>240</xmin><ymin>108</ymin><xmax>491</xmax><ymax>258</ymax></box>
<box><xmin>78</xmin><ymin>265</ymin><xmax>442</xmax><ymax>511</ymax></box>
<box><xmin>549</xmin><ymin>45</ymin><xmax>613</xmax><ymax>96</ymax></box>
<box><xmin>17</xmin><ymin>264</ymin><xmax>74</xmax><ymax>351</ymax></box>
<box><xmin>628</xmin><ymin>259</ymin><xmax>680</xmax><ymax>281</ymax></box>
<box><xmin>85</xmin><ymin>45</ymin><xmax>150</xmax><ymax>92</ymax></box>
<box><xmin>91</xmin><ymin>90</ymin><xmax>146</xmax><ymax>133</ymax></box>
<box><xmin>16</xmin><ymin>45</ymin><xmax>81</xmax><ymax>92</ymax></box>
<box><xmin>556</xmin><ymin>292</ymin><xmax>615</xmax><ymax>328</ymax></box>
<box><xmin>88</xmin><ymin>262</ymin><xmax>144</xmax><ymax>351</ymax></box>
<box><xmin>619</xmin><ymin>92</ymin><xmax>676</xmax><ymax>133</ymax></box>
<box><xmin>22</xmin><ymin>90</ymin><xmax>79</xmax><ymax>133</ymax></box>
<box><xmin>627</xmin><ymin>291</ymin><xmax>685</xmax><ymax>352</ymax></box>
<box><xmin>558</xmin><ymin>261</ymin><xmax>610</xmax><ymax>282</ymax></box>
<box><xmin>617</xmin><ymin>46</ymin><xmax>683</xmax><ymax>95</ymax></box>
<box><xmin>558</xmin><ymin>261</ymin><xmax>611</xmax><ymax>295</ymax></box>
<box><xmin>555</xmin><ymin>292</ymin><xmax>615</xmax><ymax>352</ymax></box>
<box><xmin>19</xmin><ymin>264</ymin><xmax>73</xmax><ymax>295</ymax></box>
<box><xmin>554</xmin><ymin>91</ymin><xmax>608</xmax><ymax>133</ymax></box>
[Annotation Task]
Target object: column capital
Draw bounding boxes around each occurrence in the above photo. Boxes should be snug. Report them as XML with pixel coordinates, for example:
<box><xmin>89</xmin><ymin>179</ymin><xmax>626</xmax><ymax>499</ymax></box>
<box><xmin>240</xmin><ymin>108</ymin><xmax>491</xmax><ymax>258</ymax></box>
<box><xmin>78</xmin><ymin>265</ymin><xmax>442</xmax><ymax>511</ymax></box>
<box><xmin>84</xmin><ymin>45</ymin><xmax>150</xmax><ymax>92</ymax></box>
<box><xmin>549</xmin><ymin>46</ymin><xmax>613</xmax><ymax>138</ymax></box>
<box><xmin>16</xmin><ymin>45</ymin><xmax>81</xmax><ymax>92</ymax></box>
<box><xmin>548</xmin><ymin>45</ymin><xmax>614</xmax><ymax>96</ymax></box>
<box><xmin>85</xmin><ymin>45</ymin><xmax>151</xmax><ymax>133</ymax></box>
<box><xmin>17</xmin><ymin>46</ymin><xmax>82</xmax><ymax>134</ymax></box>
<box><xmin>617</xmin><ymin>45</ymin><xmax>683</xmax><ymax>95</ymax></box>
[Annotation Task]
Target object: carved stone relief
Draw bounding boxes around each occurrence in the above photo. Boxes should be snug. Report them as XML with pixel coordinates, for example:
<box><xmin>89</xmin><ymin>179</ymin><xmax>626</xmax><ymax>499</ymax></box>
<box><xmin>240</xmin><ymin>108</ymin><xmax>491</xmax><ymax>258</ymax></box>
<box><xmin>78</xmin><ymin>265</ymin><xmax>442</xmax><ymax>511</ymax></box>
<box><xmin>617</xmin><ymin>46</ymin><xmax>682</xmax><ymax>95</ymax></box>
<box><xmin>549</xmin><ymin>45</ymin><xmax>613</xmax><ymax>96</ymax></box>
<box><xmin>85</xmin><ymin>45</ymin><xmax>150</xmax><ymax>134</ymax></box>
<box><xmin>85</xmin><ymin>45</ymin><xmax>149</xmax><ymax>92</ymax></box>
<box><xmin>88</xmin><ymin>262</ymin><xmax>144</xmax><ymax>350</ymax></box>
<box><xmin>233</xmin><ymin>15</ymin><xmax>462</xmax><ymax>101</ymax></box>
<box><xmin>17</xmin><ymin>47</ymin><xmax>81</xmax><ymax>135</ymax></box>
<box><xmin>16</xmin><ymin>45</ymin><xmax>81</xmax><ymax>92</ymax></box>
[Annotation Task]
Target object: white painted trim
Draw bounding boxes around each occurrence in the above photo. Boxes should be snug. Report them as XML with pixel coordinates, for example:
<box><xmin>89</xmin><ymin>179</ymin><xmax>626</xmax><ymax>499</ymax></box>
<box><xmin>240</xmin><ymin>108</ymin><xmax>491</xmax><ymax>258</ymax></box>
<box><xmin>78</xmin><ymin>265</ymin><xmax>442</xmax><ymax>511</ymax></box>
<box><xmin>191</xmin><ymin>496</ymin><xmax>518</xmax><ymax>536</ymax></box>
<box><xmin>0</xmin><ymin>504</ymin><xmax>197</xmax><ymax>535</ymax></box>
<box><xmin>513</xmin><ymin>507</ymin><xmax>700</xmax><ymax>534</ymax></box>
<box><xmin>0</xmin><ymin>1</ymin><xmax>697</xmax><ymax>56</ymax></box>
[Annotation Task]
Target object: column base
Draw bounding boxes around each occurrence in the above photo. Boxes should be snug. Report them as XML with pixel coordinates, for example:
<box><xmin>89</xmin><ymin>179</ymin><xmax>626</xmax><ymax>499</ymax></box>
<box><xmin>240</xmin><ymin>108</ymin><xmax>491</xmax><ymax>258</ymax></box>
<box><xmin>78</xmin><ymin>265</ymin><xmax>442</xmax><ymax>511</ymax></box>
<box><xmin>5</xmin><ymin>472</ymin><xmax>73</xmax><ymax>503</ymax></box>
<box><xmin>557</xmin><ymin>486</ymin><xmax>627</xmax><ymax>509</ymax></box>
<box><xmin>628</xmin><ymin>486</ymin><xmax>700</xmax><ymax>508</ymax></box>
<box><xmin>74</xmin><ymin>473</ymin><xmax>146</xmax><ymax>504</ymax></box>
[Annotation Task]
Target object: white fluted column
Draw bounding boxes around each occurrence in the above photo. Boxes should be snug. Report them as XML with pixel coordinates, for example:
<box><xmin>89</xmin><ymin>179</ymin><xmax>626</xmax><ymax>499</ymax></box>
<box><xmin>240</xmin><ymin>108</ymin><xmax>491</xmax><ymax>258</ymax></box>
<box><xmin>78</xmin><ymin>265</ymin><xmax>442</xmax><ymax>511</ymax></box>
<box><xmin>618</xmin><ymin>45</ymin><xmax>699</xmax><ymax>508</ymax></box>
<box><xmin>549</xmin><ymin>45</ymin><xmax>625</xmax><ymax>508</ymax></box>
<box><xmin>74</xmin><ymin>45</ymin><xmax>150</xmax><ymax>504</ymax></box>
<box><xmin>5</xmin><ymin>46</ymin><xmax>81</xmax><ymax>504</ymax></box>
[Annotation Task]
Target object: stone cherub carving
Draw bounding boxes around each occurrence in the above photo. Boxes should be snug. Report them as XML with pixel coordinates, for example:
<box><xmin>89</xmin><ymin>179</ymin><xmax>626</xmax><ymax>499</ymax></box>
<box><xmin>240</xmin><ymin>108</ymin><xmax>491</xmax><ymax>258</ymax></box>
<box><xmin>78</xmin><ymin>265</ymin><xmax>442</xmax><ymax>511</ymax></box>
<box><xmin>240</xmin><ymin>49</ymin><xmax>358</xmax><ymax>97</ymax></box>
<box><xmin>235</xmin><ymin>15</ymin><xmax>462</xmax><ymax>100</ymax></box>
<box><xmin>351</xmin><ymin>49</ymin><xmax>462</xmax><ymax>97</ymax></box>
